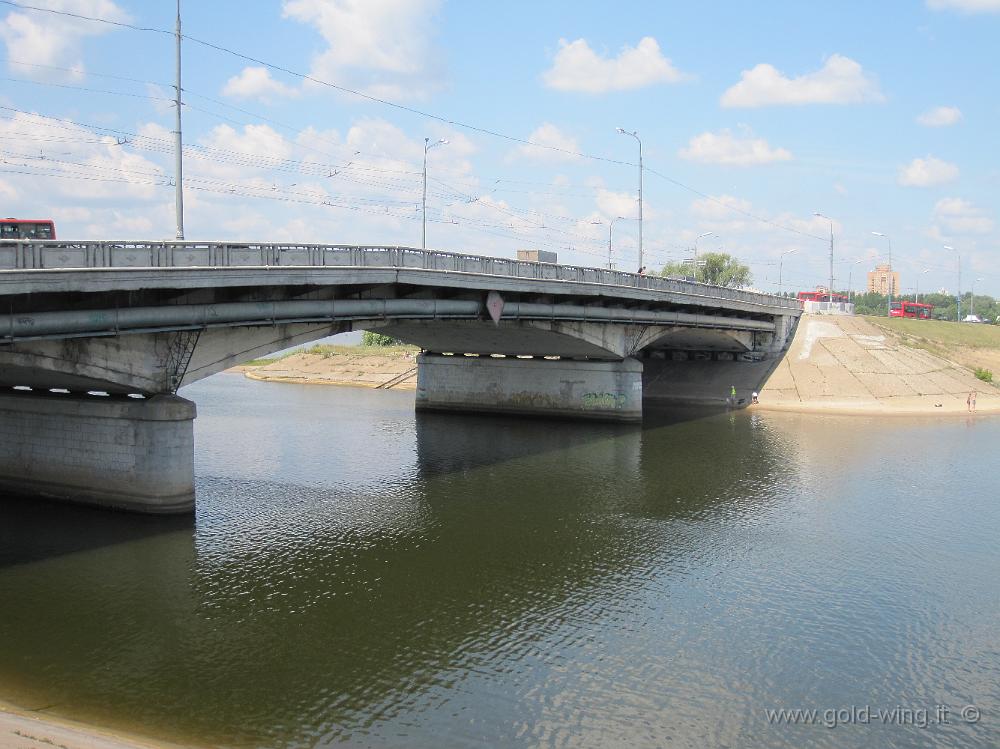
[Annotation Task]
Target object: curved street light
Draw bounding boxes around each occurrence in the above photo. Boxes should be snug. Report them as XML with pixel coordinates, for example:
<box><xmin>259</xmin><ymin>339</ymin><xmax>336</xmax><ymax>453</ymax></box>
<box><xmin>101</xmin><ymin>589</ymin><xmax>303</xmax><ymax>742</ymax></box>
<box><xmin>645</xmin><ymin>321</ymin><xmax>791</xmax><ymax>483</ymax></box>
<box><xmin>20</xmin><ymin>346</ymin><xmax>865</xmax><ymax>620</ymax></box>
<box><xmin>694</xmin><ymin>231</ymin><xmax>713</xmax><ymax>260</ymax></box>
<box><xmin>871</xmin><ymin>231</ymin><xmax>893</xmax><ymax>316</ymax></box>
<box><xmin>422</xmin><ymin>137</ymin><xmax>449</xmax><ymax>249</ymax></box>
<box><xmin>847</xmin><ymin>258</ymin><xmax>864</xmax><ymax>303</ymax></box>
<box><xmin>944</xmin><ymin>245</ymin><xmax>961</xmax><ymax>321</ymax></box>
<box><xmin>971</xmin><ymin>276</ymin><xmax>984</xmax><ymax>320</ymax></box>
<box><xmin>778</xmin><ymin>248</ymin><xmax>797</xmax><ymax>296</ymax></box>
<box><xmin>608</xmin><ymin>215</ymin><xmax>629</xmax><ymax>270</ymax></box>
<box><xmin>916</xmin><ymin>268</ymin><xmax>931</xmax><ymax>304</ymax></box>
<box><xmin>814</xmin><ymin>212</ymin><xmax>835</xmax><ymax>305</ymax></box>
<box><xmin>617</xmin><ymin>128</ymin><xmax>643</xmax><ymax>271</ymax></box>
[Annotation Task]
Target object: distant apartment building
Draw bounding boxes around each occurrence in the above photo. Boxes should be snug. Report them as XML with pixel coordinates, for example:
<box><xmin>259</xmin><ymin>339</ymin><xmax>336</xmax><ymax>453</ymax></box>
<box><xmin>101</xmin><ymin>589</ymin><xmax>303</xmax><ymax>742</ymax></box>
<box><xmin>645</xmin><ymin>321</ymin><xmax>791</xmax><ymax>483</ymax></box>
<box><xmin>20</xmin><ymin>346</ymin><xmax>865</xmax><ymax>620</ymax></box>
<box><xmin>867</xmin><ymin>264</ymin><xmax>900</xmax><ymax>297</ymax></box>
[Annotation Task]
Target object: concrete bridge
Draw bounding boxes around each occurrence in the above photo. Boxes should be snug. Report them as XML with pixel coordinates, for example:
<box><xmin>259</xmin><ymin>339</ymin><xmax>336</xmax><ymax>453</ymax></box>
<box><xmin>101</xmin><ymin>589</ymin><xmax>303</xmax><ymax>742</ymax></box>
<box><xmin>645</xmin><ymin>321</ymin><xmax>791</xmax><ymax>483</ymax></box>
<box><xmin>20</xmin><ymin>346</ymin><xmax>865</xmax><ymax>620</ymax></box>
<box><xmin>0</xmin><ymin>241</ymin><xmax>800</xmax><ymax>513</ymax></box>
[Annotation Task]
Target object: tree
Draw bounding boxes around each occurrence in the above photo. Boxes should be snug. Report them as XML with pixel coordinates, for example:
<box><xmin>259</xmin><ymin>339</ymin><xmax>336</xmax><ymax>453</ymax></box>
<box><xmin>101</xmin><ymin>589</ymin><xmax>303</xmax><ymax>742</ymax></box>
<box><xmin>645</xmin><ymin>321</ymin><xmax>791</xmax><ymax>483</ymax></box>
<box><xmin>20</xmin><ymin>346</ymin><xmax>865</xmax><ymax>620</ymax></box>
<box><xmin>362</xmin><ymin>331</ymin><xmax>402</xmax><ymax>346</ymax></box>
<box><xmin>660</xmin><ymin>252</ymin><xmax>752</xmax><ymax>288</ymax></box>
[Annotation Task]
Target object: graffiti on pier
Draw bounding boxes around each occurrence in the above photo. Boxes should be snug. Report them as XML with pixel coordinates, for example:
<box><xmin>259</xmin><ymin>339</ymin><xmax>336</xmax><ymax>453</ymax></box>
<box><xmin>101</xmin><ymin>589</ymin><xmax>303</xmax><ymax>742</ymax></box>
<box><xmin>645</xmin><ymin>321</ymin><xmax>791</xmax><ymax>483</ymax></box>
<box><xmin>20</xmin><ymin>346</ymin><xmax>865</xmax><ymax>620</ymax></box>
<box><xmin>581</xmin><ymin>392</ymin><xmax>627</xmax><ymax>410</ymax></box>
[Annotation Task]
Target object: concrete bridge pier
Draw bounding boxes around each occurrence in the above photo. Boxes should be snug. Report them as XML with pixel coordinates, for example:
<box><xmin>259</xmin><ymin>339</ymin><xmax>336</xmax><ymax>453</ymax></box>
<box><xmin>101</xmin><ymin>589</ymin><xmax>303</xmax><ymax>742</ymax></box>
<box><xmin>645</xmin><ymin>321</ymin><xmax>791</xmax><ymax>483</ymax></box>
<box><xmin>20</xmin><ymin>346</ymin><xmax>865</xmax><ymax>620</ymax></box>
<box><xmin>415</xmin><ymin>353</ymin><xmax>643</xmax><ymax>422</ymax></box>
<box><xmin>0</xmin><ymin>390</ymin><xmax>196</xmax><ymax>513</ymax></box>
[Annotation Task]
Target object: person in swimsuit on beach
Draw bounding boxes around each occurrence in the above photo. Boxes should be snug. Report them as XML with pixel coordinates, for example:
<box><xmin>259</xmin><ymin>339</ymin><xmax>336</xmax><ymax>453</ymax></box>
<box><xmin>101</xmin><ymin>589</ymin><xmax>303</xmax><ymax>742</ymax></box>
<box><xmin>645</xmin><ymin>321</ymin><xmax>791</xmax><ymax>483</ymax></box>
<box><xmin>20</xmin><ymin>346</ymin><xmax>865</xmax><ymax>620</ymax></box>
<box><xmin>967</xmin><ymin>390</ymin><xmax>977</xmax><ymax>412</ymax></box>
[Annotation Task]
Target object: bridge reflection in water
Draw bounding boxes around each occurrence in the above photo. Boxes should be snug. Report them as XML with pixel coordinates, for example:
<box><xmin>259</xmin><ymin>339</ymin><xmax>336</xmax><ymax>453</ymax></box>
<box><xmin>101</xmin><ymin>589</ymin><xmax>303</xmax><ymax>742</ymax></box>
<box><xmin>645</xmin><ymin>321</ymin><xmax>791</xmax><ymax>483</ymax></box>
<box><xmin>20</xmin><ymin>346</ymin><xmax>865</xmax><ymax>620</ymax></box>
<box><xmin>0</xmin><ymin>376</ymin><xmax>799</xmax><ymax>748</ymax></box>
<box><xmin>3</xmin><ymin>376</ymin><xmax>997</xmax><ymax>749</ymax></box>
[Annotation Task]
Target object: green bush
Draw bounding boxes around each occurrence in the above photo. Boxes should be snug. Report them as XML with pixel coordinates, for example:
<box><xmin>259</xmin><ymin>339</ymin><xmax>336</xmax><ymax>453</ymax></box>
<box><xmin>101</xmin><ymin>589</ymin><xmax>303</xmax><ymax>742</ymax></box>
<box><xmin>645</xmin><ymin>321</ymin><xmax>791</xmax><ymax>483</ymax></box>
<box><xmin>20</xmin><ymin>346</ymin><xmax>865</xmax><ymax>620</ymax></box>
<box><xmin>975</xmin><ymin>367</ymin><xmax>993</xmax><ymax>383</ymax></box>
<box><xmin>362</xmin><ymin>331</ymin><xmax>402</xmax><ymax>347</ymax></box>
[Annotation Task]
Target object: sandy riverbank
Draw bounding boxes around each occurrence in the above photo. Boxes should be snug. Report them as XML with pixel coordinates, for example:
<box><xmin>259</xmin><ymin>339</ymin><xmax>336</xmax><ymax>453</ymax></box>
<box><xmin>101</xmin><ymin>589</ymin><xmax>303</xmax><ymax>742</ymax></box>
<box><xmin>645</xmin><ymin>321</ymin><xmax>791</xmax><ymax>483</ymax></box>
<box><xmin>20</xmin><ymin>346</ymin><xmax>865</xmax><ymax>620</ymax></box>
<box><xmin>757</xmin><ymin>314</ymin><xmax>1000</xmax><ymax>415</ymax></box>
<box><xmin>243</xmin><ymin>346</ymin><xmax>418</xmax><ymax>390</ymax></box>
<box><xmin>0</xmin><ymin>701</ymin><xmax>177</xmax><ymax>749</ymax></box>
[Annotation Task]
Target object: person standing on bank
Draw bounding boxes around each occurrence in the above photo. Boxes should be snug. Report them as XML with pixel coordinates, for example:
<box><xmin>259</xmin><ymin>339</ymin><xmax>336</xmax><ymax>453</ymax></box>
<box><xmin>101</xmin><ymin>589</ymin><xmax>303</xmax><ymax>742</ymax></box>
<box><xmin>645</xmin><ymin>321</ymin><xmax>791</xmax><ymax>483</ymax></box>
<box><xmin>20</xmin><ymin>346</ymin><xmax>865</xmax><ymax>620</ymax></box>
<box><xmin>968</xmin><ymin>390</ymin><xmax>977</xmax><ymax>412</ymax></box>
<box><xmin>730</xmin><ymin>385</ymin><xmax>736</xmax><ymax>406</ymax></box>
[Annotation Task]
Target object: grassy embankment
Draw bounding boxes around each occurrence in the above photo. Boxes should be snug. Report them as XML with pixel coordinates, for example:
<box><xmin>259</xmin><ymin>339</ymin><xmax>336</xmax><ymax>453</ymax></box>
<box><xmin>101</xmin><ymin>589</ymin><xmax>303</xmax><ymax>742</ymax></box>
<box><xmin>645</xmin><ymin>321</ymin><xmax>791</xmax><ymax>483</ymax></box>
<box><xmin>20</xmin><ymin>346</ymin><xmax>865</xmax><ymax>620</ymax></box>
<box><xmin>866</xmin><ymin>316</ymin><xmax>1000</xmax><ymax>384</ymax></box>
<box><xmin>243</xmin><ymin>343</ymin><xmax>419</xmax><ymax>367</ymax></box>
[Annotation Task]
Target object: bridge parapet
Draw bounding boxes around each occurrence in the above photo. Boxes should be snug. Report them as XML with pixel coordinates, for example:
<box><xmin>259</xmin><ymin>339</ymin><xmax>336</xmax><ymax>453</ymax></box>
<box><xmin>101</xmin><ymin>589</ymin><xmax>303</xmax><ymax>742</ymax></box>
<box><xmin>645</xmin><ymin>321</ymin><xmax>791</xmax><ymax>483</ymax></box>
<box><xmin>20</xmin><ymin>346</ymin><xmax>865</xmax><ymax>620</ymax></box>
<box><xmin>0</xmin><ymin>241</ymin><xmax>800</xmax><ymax>313</ymax></box>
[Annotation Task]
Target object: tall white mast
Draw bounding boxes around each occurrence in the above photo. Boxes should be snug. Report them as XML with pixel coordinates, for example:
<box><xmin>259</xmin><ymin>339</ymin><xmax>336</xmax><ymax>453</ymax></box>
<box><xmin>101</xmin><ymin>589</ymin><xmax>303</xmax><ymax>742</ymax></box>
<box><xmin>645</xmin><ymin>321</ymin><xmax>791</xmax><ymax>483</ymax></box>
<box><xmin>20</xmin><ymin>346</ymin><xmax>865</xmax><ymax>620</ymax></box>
<box><xmin>173</xmin><ymin>0</ymin><xmax>185</xmax><ymax>240</ymax></box>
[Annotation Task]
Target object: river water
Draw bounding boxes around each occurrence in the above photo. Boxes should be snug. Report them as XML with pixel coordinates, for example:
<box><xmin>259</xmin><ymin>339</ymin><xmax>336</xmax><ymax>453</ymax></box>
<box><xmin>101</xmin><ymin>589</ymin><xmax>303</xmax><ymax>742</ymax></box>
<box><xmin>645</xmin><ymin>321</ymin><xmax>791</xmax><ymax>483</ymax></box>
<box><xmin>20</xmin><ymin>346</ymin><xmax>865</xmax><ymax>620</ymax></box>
<box><xmin>1</xmin><ymin>374</ymin><xmax>998</xmax><ymax>749</ymax></box>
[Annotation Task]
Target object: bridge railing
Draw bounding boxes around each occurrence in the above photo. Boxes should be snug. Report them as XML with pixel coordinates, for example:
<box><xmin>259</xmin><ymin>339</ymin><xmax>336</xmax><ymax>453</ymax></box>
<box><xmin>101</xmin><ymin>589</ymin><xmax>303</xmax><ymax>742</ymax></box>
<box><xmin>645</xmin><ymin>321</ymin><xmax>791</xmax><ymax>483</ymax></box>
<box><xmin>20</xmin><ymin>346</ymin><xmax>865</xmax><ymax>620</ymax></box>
<box><xmin>0</xmin><ymin>241</ymin><xmax>801</xmax><ymax>311</ymax></box>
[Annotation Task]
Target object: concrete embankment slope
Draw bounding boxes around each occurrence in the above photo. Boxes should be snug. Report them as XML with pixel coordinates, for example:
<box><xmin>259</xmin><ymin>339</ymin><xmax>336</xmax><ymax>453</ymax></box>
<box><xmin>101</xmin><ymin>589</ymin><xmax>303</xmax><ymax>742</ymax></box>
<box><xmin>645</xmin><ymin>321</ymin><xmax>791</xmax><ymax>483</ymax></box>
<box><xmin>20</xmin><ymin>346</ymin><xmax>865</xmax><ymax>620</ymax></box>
<box><xmin>759</xmin><ymin>314</ymin><xmax>1000</xmax><ymax>414</ymax></box>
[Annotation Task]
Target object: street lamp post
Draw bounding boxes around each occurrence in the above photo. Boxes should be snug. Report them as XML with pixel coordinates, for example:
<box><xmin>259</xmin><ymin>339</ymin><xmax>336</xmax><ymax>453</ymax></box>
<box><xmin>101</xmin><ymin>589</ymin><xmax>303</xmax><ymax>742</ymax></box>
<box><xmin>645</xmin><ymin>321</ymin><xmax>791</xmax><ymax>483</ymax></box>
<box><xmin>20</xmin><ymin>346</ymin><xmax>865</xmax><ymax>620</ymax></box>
<box><xmin>847</xmin><ymin>259</ymin><xmax>863</xmax><ymax>303</ymax></box>
<box><xmin>916</xmin><ymin>269</ymin><xmax>931</xmax><ymax>304</ymax></box>
<box><xmin>616</xmin><ymin>128</ymin><xmax>643</xmax><ymax>271</ymax></box>
<box><xmin>694</xmin><ymin>231</ymin><xmax>713</xmax><ymax>260</ymax></box>
<box><xmin>778</xmin><ymin>248</ymin><xmax>797</xmax><ymax>296</ymax></box>
<box><xmin>944</xmin><ymin>245</ymin><xmax>961</xmax><ymax>321</ymax></box>
<box><xmin>422</xmin><ymin>137</ymin><xmax>448</xmax><ymax>250</ymax></box>
<box><xmin>971</xmin><ymin>277</ymin><xmax>984</xmax><ymax>320</ymax></box>
<box><xmin>814</xmin><ymin>213</ymin><xmax>835</xmax><ymax>307</ymax></box>
<box><xmin>607</xmin><ymin>215</ymin><xmax>628</xmax><ymax>270</ymax></box>
<box><xmin>871</xmin><ymin>231</ymin><xmax>893</xmax><ymax>316</ymax></box>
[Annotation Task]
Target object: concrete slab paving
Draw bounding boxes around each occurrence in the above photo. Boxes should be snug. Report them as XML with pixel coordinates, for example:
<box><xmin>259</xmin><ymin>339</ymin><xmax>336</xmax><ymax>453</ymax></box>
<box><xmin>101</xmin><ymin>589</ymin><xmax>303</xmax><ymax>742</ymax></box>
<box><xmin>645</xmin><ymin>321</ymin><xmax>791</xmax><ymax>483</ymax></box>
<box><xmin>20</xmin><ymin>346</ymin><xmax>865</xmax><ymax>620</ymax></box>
<box><xmin>759</xmin><ymin>314</ymin><xmax>1000</xmax><ymax>414</ymax></box>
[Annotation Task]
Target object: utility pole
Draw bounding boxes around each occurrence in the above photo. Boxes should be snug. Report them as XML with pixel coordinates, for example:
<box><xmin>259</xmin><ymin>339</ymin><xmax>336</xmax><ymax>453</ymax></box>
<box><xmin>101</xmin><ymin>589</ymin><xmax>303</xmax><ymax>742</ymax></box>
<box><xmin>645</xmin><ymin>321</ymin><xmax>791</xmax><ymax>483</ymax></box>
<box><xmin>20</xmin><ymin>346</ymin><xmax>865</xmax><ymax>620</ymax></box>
<box><xmin>173</xmin><ymin>0</ymin><xmax>184</xmax><ymax>240</ymax></box>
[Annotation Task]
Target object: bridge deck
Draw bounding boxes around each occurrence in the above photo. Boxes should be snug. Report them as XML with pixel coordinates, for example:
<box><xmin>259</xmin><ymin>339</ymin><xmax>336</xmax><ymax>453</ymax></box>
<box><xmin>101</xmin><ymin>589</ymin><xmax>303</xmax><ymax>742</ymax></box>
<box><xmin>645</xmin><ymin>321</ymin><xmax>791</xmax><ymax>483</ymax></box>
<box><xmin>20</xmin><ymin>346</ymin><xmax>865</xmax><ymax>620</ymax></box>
<box><xmin>0</xmin><ymin>242</ymin><xmax>800</xmax><ymax>316</ymax></box>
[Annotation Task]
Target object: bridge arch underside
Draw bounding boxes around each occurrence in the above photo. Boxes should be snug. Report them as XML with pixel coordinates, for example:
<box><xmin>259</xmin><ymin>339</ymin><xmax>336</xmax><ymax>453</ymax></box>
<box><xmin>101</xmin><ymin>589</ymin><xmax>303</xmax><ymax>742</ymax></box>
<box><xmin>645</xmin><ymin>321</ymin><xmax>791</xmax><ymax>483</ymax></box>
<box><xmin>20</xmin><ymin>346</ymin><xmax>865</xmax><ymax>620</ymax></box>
<box><xmin>374</xmin><ymin>320</ymin><xmax>756</xmax><ymax>359</ymax></box>
<box><xmin>0</xmin><ymin>322</ymin><xmax>351</xmax><ymax>394</ymax></box>
<box><xmin>0</xmin><ymin>315</ymin><xmax>766</xmax><ymax>395</ymax></box>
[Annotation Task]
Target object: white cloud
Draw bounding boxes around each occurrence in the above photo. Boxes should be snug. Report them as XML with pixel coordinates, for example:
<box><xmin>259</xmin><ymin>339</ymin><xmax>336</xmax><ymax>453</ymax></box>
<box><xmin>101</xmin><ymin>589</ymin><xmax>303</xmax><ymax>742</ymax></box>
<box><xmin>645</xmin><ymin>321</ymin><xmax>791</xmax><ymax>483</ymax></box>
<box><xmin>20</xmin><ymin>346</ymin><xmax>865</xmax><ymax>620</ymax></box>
<box><xmin>690</xmin><ymin>194</ymin><xmax>753</xmax><ymax>221</ymax></box>
<box><xmin>720</xmin><ymin>54</ymin><xmax>884</xmax><ymax>108</ymax></box>
<box><xmin>0</xmin><ymin>111</ymin><xmax>164</xmax><ymax>202</ymax></box>
<box><xmin>596</xmin><ymin>189</ymin><xmax>639</xmax><ymax>220</ymax></box>
<box><xmin>678</xmin><ymin>129</ymin><xmax>792</xmax><ymax>166</ymax></box>
<box><xmin>0</xmin><ymin>178</ymin><xmax>17</xmax><ymax>201</ymax></box>
<box><xmin>927</xmin><ymin>0</ymin><xmax>1000</xmax><ymax>13</ymax></box>
<box><xmin>916</xmin><ymin>106</ymin><xmax>962</xmax><ymax>126</ymax></box>
<box><xmin>898</xmin><ymin>156</ymin><xmax>960</xmax><ymax>187</ymax></box>
<box><xmin>282</xmin><ymin>0</ymin><xmax>443</xmax><ymax>100</ymax></box>
<box><xmin>933</xmin><ymin>197</ymin><xmax>995</xmax><ymax>235</ymax></box>
<box><xmin>687</xmin><ymin>195</ymin><xmax>840</xmax><ymax>243</ymax></box>
<box><xmin>542</xmin><ymin>37</ymin><xmax>688</xmax><ymax>93</ymax></box>
<box><xmin>145</xmin><ymin>83</ymin><xmax>175</xmax><ymax>116</ymax></box>
<box><xmin>189</xmin><ymin>124</ymin><xmax>295</xmax><ymax>181</ymax></box>
<box><xmin>223</xmin><ymin>67</ymin><xmax>300</xmax><ymax>102</ymax></box>
<box><xmin>510</xmin><ymin>123</ymin><xmax>580</xmax><ymax>162</ymax></box>
<box><xmin>0</xmin><ymin>107</ymin><xmax>503</xmax><ymax>253</ymax></box>
<box><xmin>0</xmin><ymin>0</ymin><xmax>128</xmax><ymax>80</ymax></box>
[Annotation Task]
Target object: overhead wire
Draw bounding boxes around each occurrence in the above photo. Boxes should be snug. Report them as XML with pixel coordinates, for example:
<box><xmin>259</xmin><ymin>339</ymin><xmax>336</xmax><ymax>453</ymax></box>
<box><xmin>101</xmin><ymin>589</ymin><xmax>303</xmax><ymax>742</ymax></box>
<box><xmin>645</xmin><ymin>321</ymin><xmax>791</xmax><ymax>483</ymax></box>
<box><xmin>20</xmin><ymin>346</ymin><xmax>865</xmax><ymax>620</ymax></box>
<box><xmin>0</xmin><ymin>0</ymin><xmax>834</xmax><ymax>244</ymax></box>
<box><xmin>11</xmin><ymin>2</ymin><xmax>993</xmax><ymax>280</ymax></box>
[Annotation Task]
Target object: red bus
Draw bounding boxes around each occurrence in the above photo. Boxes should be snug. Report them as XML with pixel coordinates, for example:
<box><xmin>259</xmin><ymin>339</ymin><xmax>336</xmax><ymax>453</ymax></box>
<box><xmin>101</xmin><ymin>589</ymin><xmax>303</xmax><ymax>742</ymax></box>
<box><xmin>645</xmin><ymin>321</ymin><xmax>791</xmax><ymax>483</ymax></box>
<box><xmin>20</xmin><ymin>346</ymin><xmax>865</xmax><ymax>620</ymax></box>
<box><xmin>797</xmin><ymin>291</ymin><xmax>848</xmax><ymax>303</ymax></box>
<box><xmin>0</xmin><ymin>218</ymin><xmax>56</xmax><ymax>240</ymax></box>
<box><xmin>890</xmin><ymin>301</ymin><xmax>933</xmax><ymax>319</ymax></box>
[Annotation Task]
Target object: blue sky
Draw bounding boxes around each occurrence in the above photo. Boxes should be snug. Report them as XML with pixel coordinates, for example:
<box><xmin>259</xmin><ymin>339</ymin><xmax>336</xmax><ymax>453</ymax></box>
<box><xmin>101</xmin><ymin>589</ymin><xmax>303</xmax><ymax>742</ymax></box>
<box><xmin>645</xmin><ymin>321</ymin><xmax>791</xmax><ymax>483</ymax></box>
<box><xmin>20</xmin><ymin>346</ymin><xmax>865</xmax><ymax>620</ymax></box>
<box><xmin>0</xmin><ymin>0</ymin><xmax>997</xmax><ymax>296</ymax></box>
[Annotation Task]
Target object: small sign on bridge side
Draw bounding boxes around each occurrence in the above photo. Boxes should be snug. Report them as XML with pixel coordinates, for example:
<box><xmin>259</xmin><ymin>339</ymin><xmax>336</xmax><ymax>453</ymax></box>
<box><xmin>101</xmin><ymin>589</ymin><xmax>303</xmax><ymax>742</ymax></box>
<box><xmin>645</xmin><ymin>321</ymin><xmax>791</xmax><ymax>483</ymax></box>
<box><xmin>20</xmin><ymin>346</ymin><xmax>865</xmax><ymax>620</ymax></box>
<box><xmin>486</xmin><ymin>291</ymin><xmax>504</xmax><ymax>325</ymax></box>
